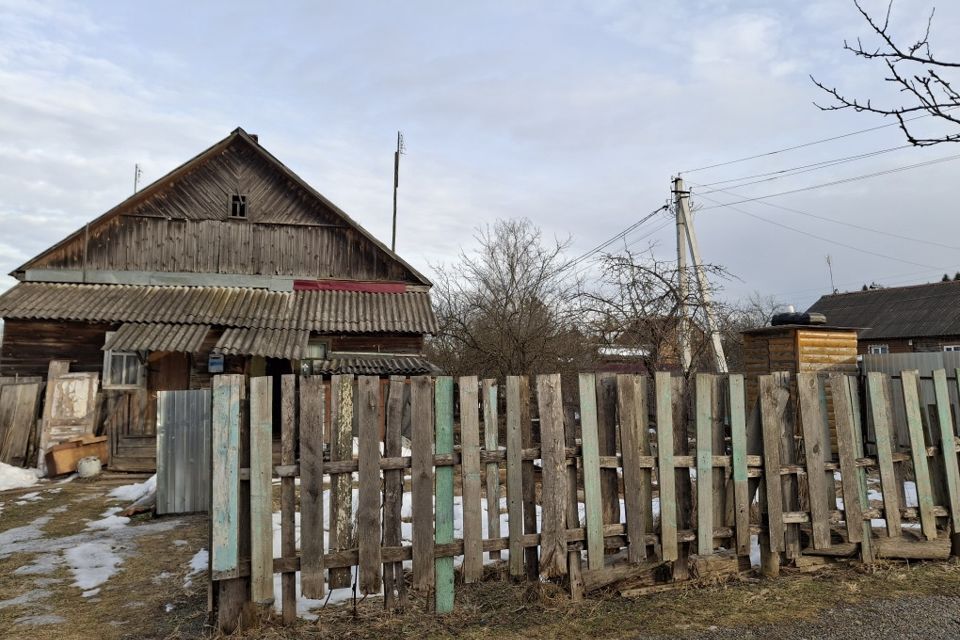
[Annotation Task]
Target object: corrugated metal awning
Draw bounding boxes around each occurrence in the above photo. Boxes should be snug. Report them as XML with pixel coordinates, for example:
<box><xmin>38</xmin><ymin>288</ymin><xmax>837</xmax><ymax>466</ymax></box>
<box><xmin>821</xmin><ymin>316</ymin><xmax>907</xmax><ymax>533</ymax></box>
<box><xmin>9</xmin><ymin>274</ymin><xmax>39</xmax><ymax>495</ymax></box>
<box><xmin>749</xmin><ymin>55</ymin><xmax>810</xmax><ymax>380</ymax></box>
<box><xmin>0</xmin><ymin>283</ymin><xmax>437</xmax><ymax>334</ymax></box>
<box><xmin>103</xmin><ymin>322</ymin><xmax>210</xmax><ymax>353</ymax></box>
<box><xmin>310</xmin><ymin>355</ymin><xmax>439</xmax><ymax>376</ymax></box>
<box><xmin>215</xmin><ymin>327</ymin><xmax>310</xmax><ymax>359</ymax></box>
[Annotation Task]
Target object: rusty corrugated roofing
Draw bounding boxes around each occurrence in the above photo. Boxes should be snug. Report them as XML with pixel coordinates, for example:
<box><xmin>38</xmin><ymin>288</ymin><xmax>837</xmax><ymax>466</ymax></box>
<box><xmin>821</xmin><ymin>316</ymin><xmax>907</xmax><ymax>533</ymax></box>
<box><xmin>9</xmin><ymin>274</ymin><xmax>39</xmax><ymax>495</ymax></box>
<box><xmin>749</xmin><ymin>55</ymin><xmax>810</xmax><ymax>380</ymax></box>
<box><xmin>0</xmin><ymin>283</ymin><xmax>437</xmax><ymax>334</ymax></box>
<box><xmin>216</xmin><ymin>327</ymin><xmax>310</xmax><ymax>359</ymax></box>
<box><xmin>807</xmin><ymin>280</ymin><xmax>960</xmax><ymax>340</ymax></box>
<box><xmin>103</xmin><ymin>322</ymin><xmax>210</xmax><ymax>352</ymax></box>
<box><xmin>310</xmin><ymin>355</ymin><xmax>439</xmax><ymax>376</ymax></box>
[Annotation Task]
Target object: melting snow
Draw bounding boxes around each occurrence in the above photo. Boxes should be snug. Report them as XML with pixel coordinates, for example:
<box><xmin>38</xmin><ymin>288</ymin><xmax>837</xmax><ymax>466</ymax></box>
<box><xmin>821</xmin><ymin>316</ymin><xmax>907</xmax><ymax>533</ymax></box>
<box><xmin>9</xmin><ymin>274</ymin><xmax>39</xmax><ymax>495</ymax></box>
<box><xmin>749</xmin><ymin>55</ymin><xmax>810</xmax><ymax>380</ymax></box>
<box><xmin>108</xmin><ymin>475</ymin><xmax>156</xmax><ymax>502</ymax></box>
<box><xmin>86</xmin><ymin>515</ymin><xmax>131</xmax><ymax>531</ymax></box>
<box><xmin>183</xmin><ymin>548</ymin><xmax>208</xmax><ymax>589</ymax></box>
<box><xmin>65</xmin><ymin>542</ymin><xmax>123</xmax><ymax>590</ymax></box>
<box><xmin>0</xmin><ymin>462</ymin><xmax>41</xmax><ymax>491</ymax></box>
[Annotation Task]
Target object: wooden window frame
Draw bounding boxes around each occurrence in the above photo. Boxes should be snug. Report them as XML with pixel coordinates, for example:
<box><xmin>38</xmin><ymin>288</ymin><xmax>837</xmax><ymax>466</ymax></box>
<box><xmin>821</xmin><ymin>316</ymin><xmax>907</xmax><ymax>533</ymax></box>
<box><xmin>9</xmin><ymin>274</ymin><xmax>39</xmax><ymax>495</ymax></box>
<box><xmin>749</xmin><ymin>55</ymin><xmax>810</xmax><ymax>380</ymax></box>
<box><xmin>943</xmin><ymin>345</ymin><xmax>960</xmax><ymax>352</ymax></box>
<box><xmin>867</xmin><ymin>344</ymin><xmax>889</xmax><ymax>355</ymax></box>
<box><xmin>229</xmin><ymin>194</ymin><xmax>248</xmax><ymax>220</ymax></box>
<box><xmin>102</xmin><ymin>332</ymin><xmax>147</xmax><ymax>390</ymax></box>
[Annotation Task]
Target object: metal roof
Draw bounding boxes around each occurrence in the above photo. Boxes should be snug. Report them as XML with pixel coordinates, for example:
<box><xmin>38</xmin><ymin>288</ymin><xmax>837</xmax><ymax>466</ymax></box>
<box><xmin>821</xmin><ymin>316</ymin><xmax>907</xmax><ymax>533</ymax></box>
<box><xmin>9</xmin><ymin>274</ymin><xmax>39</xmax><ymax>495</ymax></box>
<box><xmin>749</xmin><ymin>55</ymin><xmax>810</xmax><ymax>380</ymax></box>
<box><xmin>103</xmin><ymin>322</ymin><xmax>210</xmax><ymax>353</ymax></box>
<box><xmin>216</xmin><ymin>327</ymin><xmax>310</xmax><ymax>360</ymax></box>
<box><xmin>310</xmin><ymin>355</ymin><xmax>439</xmax><ymax>376</ymax></box>
<box><xmin>807</xmin><ymin>280</ymin><xmax>960</xmax><ymax>340</ymax></box>
<box><xmin>0</xmin><ymin>283</ymin><xmax>437</xmax><ymax>334</ymax></box>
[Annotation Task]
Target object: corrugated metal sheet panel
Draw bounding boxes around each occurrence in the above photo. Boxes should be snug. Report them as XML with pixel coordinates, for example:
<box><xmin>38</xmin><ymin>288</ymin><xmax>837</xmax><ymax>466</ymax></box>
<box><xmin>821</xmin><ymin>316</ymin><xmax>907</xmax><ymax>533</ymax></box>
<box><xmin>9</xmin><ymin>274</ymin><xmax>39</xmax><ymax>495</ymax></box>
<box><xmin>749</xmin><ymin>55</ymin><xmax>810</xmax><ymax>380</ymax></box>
<box><xmin>216</xmin><ymin>327</ymin><xmax>310</xmax><ymax>359</ymax></box>
<box><xmin>808</xmin><ymin>280</ymin><xmax>960</xmax><ymax>339</ymax></box>
<box><xmin>157</xmin><ymin>389</ymin><xmax>211</xmax><ymax>515</ymax></box>
<box><xmin>103</xmin><ymin>322</ymin><xmax>210</xmax><ymax>353</ymax></box>
<box><xmin>0</xmin><ymin>282</ymin><xmax>437</xmax><ymax>333</ymax></box>
<box><xmin>310</xmin><ymin>355</ymin><xmax>439</xmax><ymax>375</ymax></box>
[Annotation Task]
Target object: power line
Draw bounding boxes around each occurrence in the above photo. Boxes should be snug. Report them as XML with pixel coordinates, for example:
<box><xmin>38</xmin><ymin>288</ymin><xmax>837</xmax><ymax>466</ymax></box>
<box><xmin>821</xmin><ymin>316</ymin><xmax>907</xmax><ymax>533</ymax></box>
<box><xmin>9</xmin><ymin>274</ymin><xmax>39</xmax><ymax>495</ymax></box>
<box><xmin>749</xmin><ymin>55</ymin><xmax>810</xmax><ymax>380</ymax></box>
<box><xmin>695</xmin><ymin>152</ymin><xmax>960</xmax><ymax>210</ymax></box>
<box><xmin>688</xmin><ymin>181</ymin><xmax>960</xmax><ymax>252</ymax></box>
<box><xmin>694</xmin><ymin>192</ymin><xmax>939</xmax><ymax>270</ymax></box>
<box><xmin>681</xmin><ymin>111</ymin><xmax>937</xmax><ymax>174</ymax></box>
<box><xmin>564</xmin><ymin>205</ymin><xmax>668</xmax><ymax>269</ymax></box>
<box><xmin>694</xmin><ymin>144</ymin><xmax>911</xmax><ymax>193</ymax></box>
<box><xmin>568</xmin><ymin>218</ymin><xmax>674</xmax><ymax>280</ymax></box>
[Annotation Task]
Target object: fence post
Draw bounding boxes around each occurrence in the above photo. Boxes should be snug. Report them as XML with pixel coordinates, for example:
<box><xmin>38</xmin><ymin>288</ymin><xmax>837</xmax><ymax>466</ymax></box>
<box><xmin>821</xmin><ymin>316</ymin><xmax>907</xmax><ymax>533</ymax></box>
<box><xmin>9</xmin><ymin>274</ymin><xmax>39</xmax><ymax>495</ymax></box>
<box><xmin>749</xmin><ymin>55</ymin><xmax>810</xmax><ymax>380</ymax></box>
<box><xmin>434</xmin><ymin>376</ymin><xmax>455</xmax><ymax>613</ymax></box>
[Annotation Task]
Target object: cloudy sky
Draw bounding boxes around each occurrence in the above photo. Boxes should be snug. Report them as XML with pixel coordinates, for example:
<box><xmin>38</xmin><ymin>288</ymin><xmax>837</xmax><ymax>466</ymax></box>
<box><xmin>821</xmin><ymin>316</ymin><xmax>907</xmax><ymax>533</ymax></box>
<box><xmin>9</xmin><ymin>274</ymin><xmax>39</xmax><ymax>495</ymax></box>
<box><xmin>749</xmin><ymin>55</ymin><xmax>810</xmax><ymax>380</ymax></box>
<box><xmin>2</xmin><ymin>0</ymin><xmax>959</xmax><ymax>310</ymax></box>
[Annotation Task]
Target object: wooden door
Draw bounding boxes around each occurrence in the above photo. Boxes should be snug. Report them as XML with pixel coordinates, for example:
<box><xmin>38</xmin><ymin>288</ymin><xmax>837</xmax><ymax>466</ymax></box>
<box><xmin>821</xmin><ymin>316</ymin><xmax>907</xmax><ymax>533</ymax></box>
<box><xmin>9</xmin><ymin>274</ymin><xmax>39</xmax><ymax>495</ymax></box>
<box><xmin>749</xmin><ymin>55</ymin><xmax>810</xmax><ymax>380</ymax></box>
<box><xmin>39</xmin><ymin>372</ymin><xmax>99</xmax><ymax>455</ymax></box>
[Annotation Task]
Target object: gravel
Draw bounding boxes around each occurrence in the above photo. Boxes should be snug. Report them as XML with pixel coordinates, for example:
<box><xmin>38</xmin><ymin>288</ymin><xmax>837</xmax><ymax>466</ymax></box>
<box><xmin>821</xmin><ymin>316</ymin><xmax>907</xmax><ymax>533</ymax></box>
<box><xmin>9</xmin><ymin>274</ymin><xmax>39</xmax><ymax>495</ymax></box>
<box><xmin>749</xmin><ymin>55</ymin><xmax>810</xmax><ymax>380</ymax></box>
<box><xmin>642</xmin><ymin>594</ymin><xmax>960</xmax><ymax>640</ymax></box>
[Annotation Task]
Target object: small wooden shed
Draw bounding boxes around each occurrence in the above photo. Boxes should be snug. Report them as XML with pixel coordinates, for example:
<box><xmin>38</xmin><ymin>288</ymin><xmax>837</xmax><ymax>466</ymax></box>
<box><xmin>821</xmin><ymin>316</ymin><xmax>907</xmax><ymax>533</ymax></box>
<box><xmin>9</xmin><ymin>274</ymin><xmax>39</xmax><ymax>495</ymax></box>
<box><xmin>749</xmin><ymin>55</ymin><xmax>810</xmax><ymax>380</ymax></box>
<box><xmin>742</xmin><ymin>324</ymin><xmax>859</xmax><ymax>412</ymax></box>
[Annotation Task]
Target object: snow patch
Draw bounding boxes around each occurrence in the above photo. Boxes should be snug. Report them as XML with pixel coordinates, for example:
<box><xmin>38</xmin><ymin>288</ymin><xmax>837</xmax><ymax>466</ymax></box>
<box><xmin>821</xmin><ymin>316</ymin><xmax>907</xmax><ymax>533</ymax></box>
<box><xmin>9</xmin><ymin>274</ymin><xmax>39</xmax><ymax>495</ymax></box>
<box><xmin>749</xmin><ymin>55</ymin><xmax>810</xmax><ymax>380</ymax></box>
<box><xmin>86</xmin><ymin>514</ymin><xmax>131</xmax><ymax>531</ymax></box>
<box><xmin>14</xmin><ymin>614</ymin><xmax>65</xmax><ymax>626</ymax></box>
<box><xmin>0</xmin><ymin>462</ymin><xmax>41</xmax><ymax>491</ymax></box>
<box><xmin>82</xmin><ymin>588</ymin><xmax>100</xmax><ymax>598</ymax></box>
<box><xmin>184</xmin><ymin>548</ymin><xmax>208</xmax><ymax>589</ymax></box>
<box><xmin>65</xmin><ymin>541</ymin><xmax>123</xmax><ymax>590</ymax></box>
<box><xmin>108</xmin><ymin>474</ymin><xmax>156</xmax><ymax>502</ymax></box>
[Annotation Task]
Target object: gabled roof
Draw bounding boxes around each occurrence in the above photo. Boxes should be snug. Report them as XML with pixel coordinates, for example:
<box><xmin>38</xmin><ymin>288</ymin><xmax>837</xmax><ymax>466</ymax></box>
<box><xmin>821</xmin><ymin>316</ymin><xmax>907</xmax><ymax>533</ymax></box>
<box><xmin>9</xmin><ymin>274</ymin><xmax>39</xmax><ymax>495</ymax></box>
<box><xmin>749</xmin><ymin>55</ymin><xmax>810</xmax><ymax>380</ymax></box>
<box><xmin>806</xmin><ymin>280</ymin><xmax>960</xmax><ymax>340</ymax></box>
<box><xmin>13</xmin><ymin>127</ymin><xmax>431</xmax><ymax>286</ymax></box>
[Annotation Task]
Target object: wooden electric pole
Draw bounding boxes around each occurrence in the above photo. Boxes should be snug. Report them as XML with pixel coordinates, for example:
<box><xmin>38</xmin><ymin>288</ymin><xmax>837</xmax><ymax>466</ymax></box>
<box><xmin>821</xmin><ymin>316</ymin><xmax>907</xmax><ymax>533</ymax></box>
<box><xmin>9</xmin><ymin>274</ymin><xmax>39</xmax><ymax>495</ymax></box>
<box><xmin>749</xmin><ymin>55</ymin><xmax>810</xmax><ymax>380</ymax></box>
<box><xmin>673</xmin><ymin>176</ymin><xmax>728</xmax><ymax>374</ymax></box>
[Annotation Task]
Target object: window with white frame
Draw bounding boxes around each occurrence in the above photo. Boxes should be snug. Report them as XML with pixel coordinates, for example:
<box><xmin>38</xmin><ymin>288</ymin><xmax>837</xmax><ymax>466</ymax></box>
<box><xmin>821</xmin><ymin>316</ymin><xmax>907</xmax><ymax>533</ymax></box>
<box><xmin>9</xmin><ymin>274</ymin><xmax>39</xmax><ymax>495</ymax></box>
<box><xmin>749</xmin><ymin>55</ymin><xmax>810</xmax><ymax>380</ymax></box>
<box><xmin>102</xmin><ymin>332</ymin><xmax>146</xmax><ymax>388</ymax></box>
<box><xmin>944</xmin><ymin>345</ymin><xmax>960</xmax><ymax>352</ymax></box>
<box><xmin>867</xmin><ymin>344</ymin><xmax>889</xmax><ymax>355</ymax></box>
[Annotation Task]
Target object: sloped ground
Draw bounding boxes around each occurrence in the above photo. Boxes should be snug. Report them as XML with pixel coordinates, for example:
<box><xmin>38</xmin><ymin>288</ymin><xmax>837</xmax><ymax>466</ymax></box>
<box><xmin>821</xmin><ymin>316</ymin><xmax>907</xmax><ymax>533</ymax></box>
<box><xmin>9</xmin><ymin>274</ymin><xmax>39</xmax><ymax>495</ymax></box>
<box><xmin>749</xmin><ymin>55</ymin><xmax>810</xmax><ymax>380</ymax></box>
<box><xmin>0</xmin><ymin>474</ymin><xmax>208</xmax><ymax>640</ymax></box>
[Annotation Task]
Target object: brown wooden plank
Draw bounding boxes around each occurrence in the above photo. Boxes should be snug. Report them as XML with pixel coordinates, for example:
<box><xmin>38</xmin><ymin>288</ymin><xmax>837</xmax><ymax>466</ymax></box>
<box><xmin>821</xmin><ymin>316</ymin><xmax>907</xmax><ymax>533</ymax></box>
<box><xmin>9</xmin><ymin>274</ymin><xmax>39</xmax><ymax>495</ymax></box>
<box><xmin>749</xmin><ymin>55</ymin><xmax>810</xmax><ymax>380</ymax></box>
<box><xmin>671</xmin><ymin>375</ymin><xmax>691</xmax><ymax>581</ymax></box>
<box><xmin>759</xmin><ymin>375</ymin><xmax>784</xmax><ymax>554</ymax></box>
<box><xmin>695</xmin><ymin>374</ymin><xmax>714</xmax><ymax>556</ymax></box>
<box><xmin>596</xmin><ymin>373</ymin><xmax>622</xmax><ymax>543</ymax></box>
<box><xmin>506</xmin><ymin>376</ymin><xmax>525</xmax><ymax>577</ymax></box>
<box><xmin>564</xmin><ymin>378</ymin><xmax>584</xmax><ymax>600</ymax></box>
<box><xmin>279</xmin><ymin>375</ymin><xmax>297</xmax><ymax>624</ymax></box>
<box><xmin>383</xmin><ymin>376</ymin><xmax>406</xmax><ymax>609</ymax></box>
<box><xmin>482</xmin><ymin>379</ymin><xmax>502</xmax><ymax>561</ymax></box>
<box><xmin>328</xmin><ymin>374</ymin><xmax>355</xmax><ymax>589</ymax></box>
<box><xmin>298</xmin><ymin>375</ymin><xmax>325</xmax><ymax>599</ymax></box>
<box><xmin>797</xmin><ymin>373</ymin><xmax>831</xmax><ymax>550</ymax></box>
<box><xmin>728</xmin><ymin>374</ymin><xmax>750</xmax><ymax>557</ymax></box>
<box><xmin>459</xmin><ymin>376</ymin><xmax>483</xmax><ymax>583</ymax></box>
<box><xmin>249</xmin><ymin>376</ymin><xmax>274</xmax><ymax>606</ymax></box>
<box><xmin>410</xmin><ymin>375</ymin><xmax>435</xmax><ymax>589</ymax></box>
<box><xmin>357</xmin><ymin>376</ymin><xmax>382</xmax><ymax>594</ymax></box>
<box><xmin>776</xmin><ymin>372</ymin><xmax>800</xmax><ymax>559</ymax></box>
<box><xmin>537</xmin><ymin>374</ymin><xmax>568</xmax><ymax>578</ymax></box>
<box><xmin>519</xmin><ymin>376</ymin><xmax>539</xmax><ymax>580</ymax></box>
<box><xmin>618</xmin><ymin>374</ymin><xmax>647</xmax><ymax>562</ymax></box>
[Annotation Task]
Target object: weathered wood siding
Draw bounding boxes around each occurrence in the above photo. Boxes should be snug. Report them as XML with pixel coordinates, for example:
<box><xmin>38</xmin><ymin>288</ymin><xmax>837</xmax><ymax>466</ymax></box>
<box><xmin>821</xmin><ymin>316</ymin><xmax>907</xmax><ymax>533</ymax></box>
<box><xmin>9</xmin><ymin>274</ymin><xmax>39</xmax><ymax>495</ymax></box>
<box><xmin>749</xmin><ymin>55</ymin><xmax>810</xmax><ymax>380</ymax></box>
<box><xmin>21</xmin><ymin>139</ymin><xmax>420</xmax><ymax>284</ymax></box>
<box><xmin>0</xmin><ymin>319</ymin><xmax>112</xmax><ymax>377</ymax></box>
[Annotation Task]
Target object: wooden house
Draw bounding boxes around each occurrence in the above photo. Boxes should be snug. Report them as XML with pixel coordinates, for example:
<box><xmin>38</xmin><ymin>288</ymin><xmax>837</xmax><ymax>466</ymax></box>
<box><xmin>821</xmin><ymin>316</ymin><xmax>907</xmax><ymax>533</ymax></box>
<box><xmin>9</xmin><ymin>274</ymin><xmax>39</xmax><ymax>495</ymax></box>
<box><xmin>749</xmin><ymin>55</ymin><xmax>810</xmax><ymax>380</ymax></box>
<box><xmin>0</xmin><ymin>128</ymin><xmax>438</xmax><ymax>471</ymax></box>
<box><xmin>808</xmin><ymin>280</ymin><xmax>960</xmax><ymax>354</ymax></box>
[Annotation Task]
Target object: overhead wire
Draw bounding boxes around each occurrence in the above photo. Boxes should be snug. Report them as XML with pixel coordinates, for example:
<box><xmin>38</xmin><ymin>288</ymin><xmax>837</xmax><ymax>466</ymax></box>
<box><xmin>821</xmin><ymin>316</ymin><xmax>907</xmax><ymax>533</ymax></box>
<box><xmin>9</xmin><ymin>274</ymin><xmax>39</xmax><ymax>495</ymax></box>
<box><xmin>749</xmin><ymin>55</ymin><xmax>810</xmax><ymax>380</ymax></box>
<box><xmin>694</xmin><ymin>152</ymin><xmax>960</xmax><ymax>210</ymax></box>
<box><xmin>687</xmin><ymin>181</ymin><xmax>960</xmax><ymax>252</ymax></box>
<box><xmin>563</xmin><ymin>204</ymin><xmax>668</xmax><ymax>269</ymax></box>
<box><xmin>681</xmin><ymin>111</ymin><xmax>940</xmax><ymax>173</ymax></box>
<box><xmin>693</xmin><ymin>144</ymin><xmax>911</xmax><ymax>194</ymax></box>
<box><xmin>693</xmin><ymin>191</ymin><xmax>940</xmax><ymax>270</ymax></box>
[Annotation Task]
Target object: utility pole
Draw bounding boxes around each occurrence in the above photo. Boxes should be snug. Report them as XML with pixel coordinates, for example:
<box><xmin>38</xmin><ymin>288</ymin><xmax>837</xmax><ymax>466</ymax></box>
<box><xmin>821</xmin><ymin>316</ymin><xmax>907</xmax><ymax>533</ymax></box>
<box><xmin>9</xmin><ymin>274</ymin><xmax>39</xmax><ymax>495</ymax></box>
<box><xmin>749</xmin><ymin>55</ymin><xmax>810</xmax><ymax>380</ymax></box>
<box><xmin>673</xmin><ymin>176</ymin><xmax>728</xmax><ymax>373</ymax></box>
<box><xmin>391</xmin><ymin>132</ymin><xmax>405</xmax><ymax>252</ymax></box>
<box><xmin>134</xmin><ymin>163</ymin><xmax>142</xmax><ymax>193</ymax></box>
<box><xmin>673</xmin><ymin>177</ymin><xmax>692</xmax><ymax>372</ymax></box>
<box><xmin>826</xmin><ymin>254</ymin><xmax>837</xmax><ymax>293</ymax></box>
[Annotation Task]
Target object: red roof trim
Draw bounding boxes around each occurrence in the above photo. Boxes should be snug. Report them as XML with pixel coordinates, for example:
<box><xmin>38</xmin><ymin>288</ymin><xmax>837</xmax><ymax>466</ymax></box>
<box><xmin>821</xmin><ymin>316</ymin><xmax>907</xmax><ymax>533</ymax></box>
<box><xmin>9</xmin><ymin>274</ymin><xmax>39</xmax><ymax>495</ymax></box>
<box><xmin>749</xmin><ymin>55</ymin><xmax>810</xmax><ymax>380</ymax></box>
<box><xmin>293</xmin><ymin>279</ymin><xmax>408</xmax><ymax>293</ymax></box>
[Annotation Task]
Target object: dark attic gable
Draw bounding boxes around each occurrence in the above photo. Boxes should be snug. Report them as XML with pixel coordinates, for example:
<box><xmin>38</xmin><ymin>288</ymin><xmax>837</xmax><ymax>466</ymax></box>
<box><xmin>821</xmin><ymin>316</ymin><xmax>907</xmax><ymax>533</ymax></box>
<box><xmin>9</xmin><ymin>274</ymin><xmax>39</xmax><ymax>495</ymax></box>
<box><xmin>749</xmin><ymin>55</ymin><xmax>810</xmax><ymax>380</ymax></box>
<box><xmin>12</xmin><ymin>127</ymin><xmax>431</xmax><ymax>290</ymax></box>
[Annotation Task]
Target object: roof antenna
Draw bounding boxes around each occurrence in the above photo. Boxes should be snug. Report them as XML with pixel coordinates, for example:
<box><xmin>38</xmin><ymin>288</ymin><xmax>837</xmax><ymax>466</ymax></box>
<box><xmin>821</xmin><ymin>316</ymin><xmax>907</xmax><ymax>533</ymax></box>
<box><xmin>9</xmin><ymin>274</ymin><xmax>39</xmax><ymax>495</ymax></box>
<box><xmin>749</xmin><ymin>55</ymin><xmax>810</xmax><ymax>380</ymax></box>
<box><xmin>134</xmin><ymin>163</ymin><xmax>143</xmax><ymax>194</ymax></box>
<box><xmin>826</xmin><ymin>254</ymin><xmax>837</xmax><ymax>293</ymax></box>
<box><xmin>391</xmin><ymin>132</ymin><xmax>405</xmax><ymax>252</ymax></box>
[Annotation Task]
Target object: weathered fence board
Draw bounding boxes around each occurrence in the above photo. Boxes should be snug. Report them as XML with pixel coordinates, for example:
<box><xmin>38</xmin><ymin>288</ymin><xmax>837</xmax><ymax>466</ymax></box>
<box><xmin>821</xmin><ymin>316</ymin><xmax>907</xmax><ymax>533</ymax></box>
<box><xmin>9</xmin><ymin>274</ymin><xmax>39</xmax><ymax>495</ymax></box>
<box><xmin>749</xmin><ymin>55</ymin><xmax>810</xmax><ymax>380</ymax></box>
<box><xmin>434</xmin><ymin>377</ymin><xmax>455</xmax><ymax>613</ymax></box>
<box><xmin>207</xmin><ymin>367</ymin><xmax>960</xmax><ymax>627</ymax></box>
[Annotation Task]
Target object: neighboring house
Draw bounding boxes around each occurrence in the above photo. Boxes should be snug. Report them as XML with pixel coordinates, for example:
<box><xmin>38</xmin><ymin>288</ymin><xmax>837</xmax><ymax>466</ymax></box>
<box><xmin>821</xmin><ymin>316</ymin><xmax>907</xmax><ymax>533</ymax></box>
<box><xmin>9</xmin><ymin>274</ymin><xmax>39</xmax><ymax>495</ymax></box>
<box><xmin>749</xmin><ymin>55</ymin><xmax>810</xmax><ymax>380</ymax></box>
<box><xmin>806</xmin><ymin>280</ymin><xmax>960</xmax><ymax>355</ymax></box>
<box><xmin>0</xmin><ymin>127</ymin><xmax>437</xmax><ymax>470</ymax></box>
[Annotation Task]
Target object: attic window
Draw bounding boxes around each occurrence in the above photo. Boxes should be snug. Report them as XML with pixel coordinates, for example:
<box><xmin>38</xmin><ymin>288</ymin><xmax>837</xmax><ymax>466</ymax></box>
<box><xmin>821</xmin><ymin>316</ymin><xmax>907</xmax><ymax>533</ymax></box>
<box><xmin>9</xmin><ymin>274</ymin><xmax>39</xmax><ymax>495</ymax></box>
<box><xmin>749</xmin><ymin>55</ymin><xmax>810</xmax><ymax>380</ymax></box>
<box><xmin>230</xmin><ymin>194</ymin><xmax>247</xmax><ymax>218</ymax></box>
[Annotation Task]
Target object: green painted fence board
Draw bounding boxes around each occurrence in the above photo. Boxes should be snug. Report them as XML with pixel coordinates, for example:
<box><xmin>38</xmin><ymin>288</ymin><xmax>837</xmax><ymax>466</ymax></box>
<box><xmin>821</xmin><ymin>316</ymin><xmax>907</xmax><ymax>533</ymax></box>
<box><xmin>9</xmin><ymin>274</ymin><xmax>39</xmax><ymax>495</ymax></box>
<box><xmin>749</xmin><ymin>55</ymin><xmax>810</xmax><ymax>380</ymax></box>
<box><xmin>434</xmin><ymin>376</ymin><xmax>455</xmax><ymax>614</ymax></box>
<box><xmin>578</xmin><ymin>373</ymin><xmax>605</xmax><ymax>570</ymax></box>
<box><xmin>934</xmin><ymin>369</ymin><xmax>960</xmax><ymax>531</ymax></box>
<box><xmin>249</xmin><ymin>376</ymin><xmax>275</xmax><ymax>605</ymax></box>
<box><xmin>696</xmin><ymin>374</ymin><xmax>714</xmax><ymax>556</ymax></box>
<box><xmin>901</xmin><ymin>370</ymin><xmax>937</xmax><ymax>540</ymax></box>
<box><xmin>867</xmin><ymin>372</ymin><xmax>901</xmax><ymax>537</ymax></box>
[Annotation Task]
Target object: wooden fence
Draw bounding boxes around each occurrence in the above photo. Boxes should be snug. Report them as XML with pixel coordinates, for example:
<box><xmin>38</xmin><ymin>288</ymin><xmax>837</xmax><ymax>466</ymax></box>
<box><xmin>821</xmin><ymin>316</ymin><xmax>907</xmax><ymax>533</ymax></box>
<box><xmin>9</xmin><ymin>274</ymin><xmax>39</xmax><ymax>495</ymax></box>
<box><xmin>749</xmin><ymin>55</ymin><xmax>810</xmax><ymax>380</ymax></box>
<box><xmin>208</xmin><ymin>369</ymin><xmax>960</xmax><ymax>631</ymax></box>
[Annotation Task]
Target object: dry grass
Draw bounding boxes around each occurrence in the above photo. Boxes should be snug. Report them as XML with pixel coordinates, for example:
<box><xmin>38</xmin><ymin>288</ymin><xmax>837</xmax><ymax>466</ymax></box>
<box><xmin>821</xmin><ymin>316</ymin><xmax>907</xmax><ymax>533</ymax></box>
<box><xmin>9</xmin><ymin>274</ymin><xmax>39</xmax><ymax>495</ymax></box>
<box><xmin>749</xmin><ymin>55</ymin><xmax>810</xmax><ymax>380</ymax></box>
<box><xmin>213</xmin><ymin>559</ymin><xmax>960</xmax><ymax>640</ymax></box>
<box><xmin>0</xmin><ymin>477</ymin><xmax>209</xmax><ymax>640</ymax></box>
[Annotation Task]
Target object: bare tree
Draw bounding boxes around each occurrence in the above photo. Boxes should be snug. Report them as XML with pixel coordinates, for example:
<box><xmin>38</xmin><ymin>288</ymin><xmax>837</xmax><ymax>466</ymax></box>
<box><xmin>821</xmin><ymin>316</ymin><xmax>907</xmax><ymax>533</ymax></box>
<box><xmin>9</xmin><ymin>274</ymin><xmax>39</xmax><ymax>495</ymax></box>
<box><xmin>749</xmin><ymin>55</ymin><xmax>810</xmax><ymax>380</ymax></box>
<box><xmin>578</xmin><ymin>246</ymin><xmax>731</xmax><ymax>375</ymax></box>
<box><xmin>427</xmin><ymin>219</ymin><xmax>593</xmax><ymax>379</ymax></box>
<box><xmin>716</xmin><ymin>293</ymin><xmax>782</xmax><ymax>373</ymax></box>
<box><xmin>811</xmin><ymin>0</ymin><xmax>960</xmax><ymax>145</ymax></box>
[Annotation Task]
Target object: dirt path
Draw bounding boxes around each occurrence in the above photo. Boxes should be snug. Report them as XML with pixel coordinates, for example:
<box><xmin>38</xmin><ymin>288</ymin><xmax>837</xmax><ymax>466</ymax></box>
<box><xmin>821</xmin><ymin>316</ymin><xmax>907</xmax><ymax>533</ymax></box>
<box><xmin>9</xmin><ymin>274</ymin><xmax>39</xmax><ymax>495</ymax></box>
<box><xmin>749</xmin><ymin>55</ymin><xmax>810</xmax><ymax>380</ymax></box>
<box><xmin>0</xmin><ymin>475</ymin><xmax>208</xmax><ymax>640</ymax></box>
